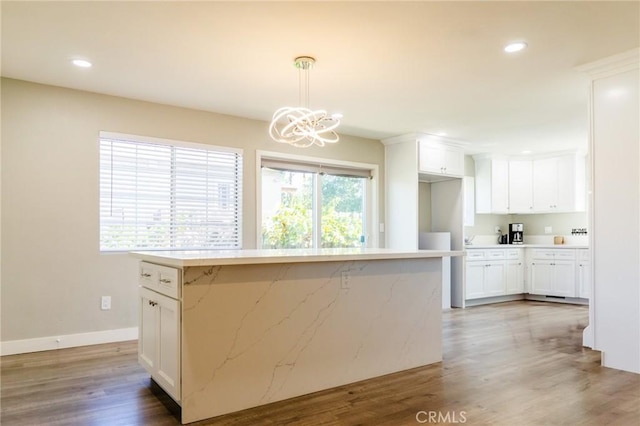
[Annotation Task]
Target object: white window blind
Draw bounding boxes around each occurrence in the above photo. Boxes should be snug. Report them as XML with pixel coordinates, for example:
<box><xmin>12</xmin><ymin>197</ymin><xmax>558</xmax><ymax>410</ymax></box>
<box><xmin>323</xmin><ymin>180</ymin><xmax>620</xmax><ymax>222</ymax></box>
<box><xmin>99</xmin><ymin>133</ymin><xmax>242</xmax><ymax>251</ymax></box>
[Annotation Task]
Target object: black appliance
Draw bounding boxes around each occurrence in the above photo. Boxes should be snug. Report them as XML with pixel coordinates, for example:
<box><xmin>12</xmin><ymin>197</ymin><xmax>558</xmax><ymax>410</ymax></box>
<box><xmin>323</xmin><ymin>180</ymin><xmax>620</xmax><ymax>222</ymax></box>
<box><xmin>509</xmin><ymin>223</ymin><xmax>524</xmax><ymax>244</ymax></box>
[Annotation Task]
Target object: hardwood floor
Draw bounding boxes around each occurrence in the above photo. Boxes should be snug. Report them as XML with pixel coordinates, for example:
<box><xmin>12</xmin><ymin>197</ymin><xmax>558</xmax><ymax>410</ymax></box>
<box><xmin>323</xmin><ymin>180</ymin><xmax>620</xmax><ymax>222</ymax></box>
<box><xmin>2</xmin><ymin>301</ymin><xmax>639</xmax><ymax>425</ymax></box>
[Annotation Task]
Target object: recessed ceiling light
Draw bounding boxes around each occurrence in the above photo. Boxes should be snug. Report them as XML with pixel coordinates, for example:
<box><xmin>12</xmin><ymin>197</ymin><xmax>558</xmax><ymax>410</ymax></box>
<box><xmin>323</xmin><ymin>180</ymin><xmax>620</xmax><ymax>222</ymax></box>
<box><xmin>72</xmin><ymin>59</ymin><xmax>92</xmax><ymax>68</ymax></box>
<box><xmin>504</xmin><ymin>42</ymin><xmax>528</xmax><ymax>53</ymax></box>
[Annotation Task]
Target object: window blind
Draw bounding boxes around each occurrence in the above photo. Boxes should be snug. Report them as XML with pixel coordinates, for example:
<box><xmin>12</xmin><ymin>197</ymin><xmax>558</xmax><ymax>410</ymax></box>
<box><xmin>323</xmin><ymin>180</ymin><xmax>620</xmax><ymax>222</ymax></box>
<box><xmin>261</xmin><ymin>158</ymin><xmax>372</xmax><ymax>179</ymax></box>
<box><xmin>99</xmin><ymin>134</ymin><xmax>242</xmax><ymax>251</ymax></box>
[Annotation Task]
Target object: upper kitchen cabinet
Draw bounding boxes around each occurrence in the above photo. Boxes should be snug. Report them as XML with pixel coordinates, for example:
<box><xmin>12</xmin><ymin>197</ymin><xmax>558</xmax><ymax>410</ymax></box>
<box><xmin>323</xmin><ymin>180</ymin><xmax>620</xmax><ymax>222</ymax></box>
<box><xmin>418</xmin><ymin>138</ymin><xmax>465</xmax><ymax>180</ymax></box>
<box><xmin>508</xmin><ymin>160</ymin><xmax>534</xmax><ymax>213</ymax></box>
<box><xmin>474</xmin><ymin>152</ymin><xmax>586</xmax><ymax>214</ymax></box>
<box><xmin>533</xmin><ymin>154</ymin><xmax>586</xmax><ymax>213</ymax></box>
<box><xmin>474</xmin><ymin>157</ymin><xmax>509</xmax><ymax>214</ymax></box>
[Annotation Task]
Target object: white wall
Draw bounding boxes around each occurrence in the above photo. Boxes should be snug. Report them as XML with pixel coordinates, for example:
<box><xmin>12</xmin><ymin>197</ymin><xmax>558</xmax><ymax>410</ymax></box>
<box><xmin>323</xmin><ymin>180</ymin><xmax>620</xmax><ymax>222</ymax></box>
<box><xmin>1</xmin><ymin>78</ymin><xmax>385</xmax><ymax>350</ymax></box>
<box><xmin>587</xmin><ymin>55</ymin><xmax>640</xmax><ymax>373</ymax></box>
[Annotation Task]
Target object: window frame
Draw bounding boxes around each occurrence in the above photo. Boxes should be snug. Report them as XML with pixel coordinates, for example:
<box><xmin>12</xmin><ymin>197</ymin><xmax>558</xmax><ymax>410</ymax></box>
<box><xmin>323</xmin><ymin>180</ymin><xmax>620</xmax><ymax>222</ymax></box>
<box><xmin>99</xmin><ymin>131</ymin><xmax>243</xmax><ymax>252</ymax></box>
<box><xmin>256</xmin><ymin>150</ymin><xmax>379</xmax><ymax>249</ymax></box>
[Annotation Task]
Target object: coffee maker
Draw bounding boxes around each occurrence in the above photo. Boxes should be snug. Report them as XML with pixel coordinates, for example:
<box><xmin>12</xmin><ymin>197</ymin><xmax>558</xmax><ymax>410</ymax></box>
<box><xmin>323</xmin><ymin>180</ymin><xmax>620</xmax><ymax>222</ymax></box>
<box><xmin>508</xmin><ymin>223</ymin><xmax>524</xmax><ymax>244</ymax></box>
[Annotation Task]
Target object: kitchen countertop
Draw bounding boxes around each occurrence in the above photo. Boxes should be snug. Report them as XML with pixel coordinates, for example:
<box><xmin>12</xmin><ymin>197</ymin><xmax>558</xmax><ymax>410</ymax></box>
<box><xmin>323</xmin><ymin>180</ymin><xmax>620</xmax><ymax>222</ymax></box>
<box><xmin>131</xmin><ymin>247</ymin><xmax>464</xmax><ymax>268</ymax></box>
<box><xmin>465</xmin><ymin>244</ymin><xmax>589</xmax><ymax>249</ymax></box>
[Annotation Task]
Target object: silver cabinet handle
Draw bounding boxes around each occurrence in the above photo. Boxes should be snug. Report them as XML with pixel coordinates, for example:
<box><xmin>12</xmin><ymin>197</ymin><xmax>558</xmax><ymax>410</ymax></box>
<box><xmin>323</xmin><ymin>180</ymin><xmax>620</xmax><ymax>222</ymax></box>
<box><xmin>159</xmin><ymin>278</ymin><xmax>172</xmax><ymax>284</ymax></box>
<box><xmin>141</xmin><ymin>273</ymin><xmax>152</xmax><ymax>278</ymax></box>
<box><xmin>148</xmin><ymin>300</ymin><xmax>158</xmax><ymax>307</ymax></box>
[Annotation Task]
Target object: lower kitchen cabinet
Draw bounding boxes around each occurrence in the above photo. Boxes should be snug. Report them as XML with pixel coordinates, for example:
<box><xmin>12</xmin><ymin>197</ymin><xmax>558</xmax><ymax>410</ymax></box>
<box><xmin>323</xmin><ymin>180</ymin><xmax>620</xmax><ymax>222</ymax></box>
<box><xmin>529</xmin><ymin>249</ymin><xmax>576</xmax><ymax>297</ymax></box>
<box><xmin>465</xmin><ymin>246</ymin><xmax>590</xmax><ymax>303</ymax></box>
<box><xmin>465</xmin><ymin>249</ymin><xmax>507</xmax><ymax>300</ymax></box>
<box><xmin>139</xmin><ymin>286</ymin><xmax>181</xmax><ymax>402</ymax></box>
<box><xmin>577</xmin><ymin>249</ymin><xmax>591</xmax><ymax>299</ymax></box>
<box><xmin>505</xmin><ymin>252</ymin><xmax>525</xmax><ymax>294</ymax></box>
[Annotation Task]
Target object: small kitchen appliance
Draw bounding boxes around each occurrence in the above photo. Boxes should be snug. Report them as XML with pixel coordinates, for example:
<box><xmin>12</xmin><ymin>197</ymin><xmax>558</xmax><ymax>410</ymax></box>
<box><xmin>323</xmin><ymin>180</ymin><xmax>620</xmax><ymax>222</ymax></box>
<box><xmin>508</xmin><ymin>223</ymin><xmax>524</xmax><ymax>244</ymax></box>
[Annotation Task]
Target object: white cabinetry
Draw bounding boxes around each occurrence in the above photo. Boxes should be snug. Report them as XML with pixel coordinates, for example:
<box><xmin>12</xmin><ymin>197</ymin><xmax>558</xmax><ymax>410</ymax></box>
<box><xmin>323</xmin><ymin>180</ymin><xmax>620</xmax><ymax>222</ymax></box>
<box><xmin>474</xmin><ymin>158</ymin><xmax>508</xmax><ymax>214</ymax></box>
<box><xmin>533</xmin><ymin>155</ymin><xmax>586</xmax><ymax>213</ymax></box>
<box><xmin>465</xmin><ymin>249</ymin><xmax>507</xmax><ymax>299</ymax></box>
<box><xmin>508</xmin><ymin>160</ymin><xmax>533</xmax><ymax>213</ymax></box>
<box><xmin>529</xmin><ymin>249</ymin><xmax>576</xmax><ymax>297</ymax></box>
<box><xmin>138</xmin><ymin>262</ymin><xmax>181</xmax><ymax>402</ymax></box>
<box><xmin>419</xmin><ymin>140</ymin><xmax>464</xmax><ymax>177</ymax></box>
<box><xmin>475</xmin><ymin>153</ymin><xmax>585</xmax><ymax>214</ymax></box>
<box><xmin>577</xmin><ymin>249</ymin><xmax>591</xmax><ymax>299</ymax></box>
<box><xmin>505</xmin><ymin>249</ymin><xmax>525</xmax><ymax>294</ymax></box>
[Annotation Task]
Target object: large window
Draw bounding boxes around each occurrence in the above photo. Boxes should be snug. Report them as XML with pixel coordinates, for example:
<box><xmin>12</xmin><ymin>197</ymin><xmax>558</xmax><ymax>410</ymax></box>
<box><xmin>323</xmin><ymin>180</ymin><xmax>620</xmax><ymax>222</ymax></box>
<box><xmin>260</xmin><ymin>156</ymin><xmax>374</xmax><ymax>249</ymax></box>
<box><xmin>99</xmin><ymin>132</ymin><xmax>242</xmax><ymax>251</ymax></box>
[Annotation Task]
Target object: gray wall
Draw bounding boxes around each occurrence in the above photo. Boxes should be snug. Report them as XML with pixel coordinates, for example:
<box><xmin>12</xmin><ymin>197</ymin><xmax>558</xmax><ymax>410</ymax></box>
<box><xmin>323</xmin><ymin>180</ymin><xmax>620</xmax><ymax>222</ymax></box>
<box><xmin>1</xmin><ymin>78</ymin><xmax>385</xmax><ymax>342</ymax></box>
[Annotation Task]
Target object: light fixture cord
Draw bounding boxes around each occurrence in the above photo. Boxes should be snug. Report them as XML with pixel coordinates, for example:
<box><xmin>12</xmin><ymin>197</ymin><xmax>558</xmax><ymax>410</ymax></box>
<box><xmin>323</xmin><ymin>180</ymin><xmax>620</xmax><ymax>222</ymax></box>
<box><xmin>298</xmin><ymin>61</ymin><xmax>310</xmax><ymax>109</ymax></box>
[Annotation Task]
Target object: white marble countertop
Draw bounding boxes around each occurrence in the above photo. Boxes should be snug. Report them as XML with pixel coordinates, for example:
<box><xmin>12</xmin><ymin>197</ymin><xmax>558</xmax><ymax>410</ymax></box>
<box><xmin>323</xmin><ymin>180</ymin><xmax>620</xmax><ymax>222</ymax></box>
<box><xmin>465</xmin><ymin>244</ymin><xmax>589</xmax><ymax>249</ymax></box>
<box><xmin>131</xmin><ymin>248</ymin><xmax>465</xmax><ymax>267</ymax></box>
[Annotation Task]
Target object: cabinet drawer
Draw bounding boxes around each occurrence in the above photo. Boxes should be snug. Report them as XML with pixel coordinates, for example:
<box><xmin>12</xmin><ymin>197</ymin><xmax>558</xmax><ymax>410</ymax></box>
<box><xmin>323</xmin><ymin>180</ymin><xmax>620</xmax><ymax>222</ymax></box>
<box><xmin>578</xmin><ymin>249</ymin><xmax>590</xmax><ymax>261</ymax></box>
<box><xmin>139</xmin><ymin>262</ymin><xmax>180</xmax><ymax>299</ymax></box>
<box><xmin>532</xmin><ymin>250</ymin><xmax>555</xmax><ymax>260</ymax></box>
<box><xmin>466</xmin><ymin>250</ymin><xmax>486</xmax><ymax>260</ymax></box>
<box><xmin>486</xmin><ymin>249</ymin><xmax>506</xmax><ymax>260</ymax></box>
<box><xmin>554</xmin><ymin>250</ymin><xmax>576</xmax><ymax>260</ymax></box>
<box><xmin>506</xmin><ymin>249</ymin><xmax>521</xmax><ymax>259</ymax></box>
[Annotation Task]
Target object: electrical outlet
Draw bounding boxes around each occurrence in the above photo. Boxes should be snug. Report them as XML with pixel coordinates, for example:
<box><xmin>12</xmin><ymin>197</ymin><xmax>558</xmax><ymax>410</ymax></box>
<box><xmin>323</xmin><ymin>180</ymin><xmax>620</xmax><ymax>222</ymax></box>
<box><xmin>545</xmin><ymin>226</ymin><xmax>552</xmax><ymax>234</ymax></box>
<box><xmin>101</xmin><ymin>296</ymin><xmax>111</xmax><ymax>310</ymax></box>
<box><xmin>341</xmin><ymin>271</ymin><xmax>350</xmax><ymax>290</ymax></box>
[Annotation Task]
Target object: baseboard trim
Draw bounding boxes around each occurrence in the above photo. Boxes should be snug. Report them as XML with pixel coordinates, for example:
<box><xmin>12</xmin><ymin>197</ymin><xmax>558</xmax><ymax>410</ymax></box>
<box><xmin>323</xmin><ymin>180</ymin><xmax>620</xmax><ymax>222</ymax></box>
<box><xmin>1</xmin><ymin>327</ymin><xmax>139</xmax><ymax>356</ymax></box>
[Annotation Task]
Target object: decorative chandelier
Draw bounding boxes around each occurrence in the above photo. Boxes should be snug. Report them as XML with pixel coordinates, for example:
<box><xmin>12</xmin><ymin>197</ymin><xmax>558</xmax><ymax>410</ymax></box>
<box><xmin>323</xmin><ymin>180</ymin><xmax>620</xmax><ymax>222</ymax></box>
<box><xmin>269</xmin><ymin>56</ymin><xmax>341</xmax><ymax>148</ymax></box>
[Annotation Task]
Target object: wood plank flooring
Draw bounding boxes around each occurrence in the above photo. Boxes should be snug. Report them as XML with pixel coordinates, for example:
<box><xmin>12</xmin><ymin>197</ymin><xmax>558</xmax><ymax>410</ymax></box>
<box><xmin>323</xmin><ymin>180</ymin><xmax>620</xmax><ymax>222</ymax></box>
<box><xmin>2</xmin><ymin>301</ymin><xmax>639</xmax><ymax>425</ymax></box>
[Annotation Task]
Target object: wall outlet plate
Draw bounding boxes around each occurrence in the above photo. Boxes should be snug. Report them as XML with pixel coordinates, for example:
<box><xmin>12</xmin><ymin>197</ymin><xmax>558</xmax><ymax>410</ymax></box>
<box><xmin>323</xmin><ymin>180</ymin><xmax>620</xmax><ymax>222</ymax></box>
<box><xmin>101</xmin><ymin>296</ymin><xmax>111</xmax><ymax>310</ymax></box>
<box><xmin>545</xmin><ymin>226</ymin><xmax>553</xmax><ymax>234</ymax></box>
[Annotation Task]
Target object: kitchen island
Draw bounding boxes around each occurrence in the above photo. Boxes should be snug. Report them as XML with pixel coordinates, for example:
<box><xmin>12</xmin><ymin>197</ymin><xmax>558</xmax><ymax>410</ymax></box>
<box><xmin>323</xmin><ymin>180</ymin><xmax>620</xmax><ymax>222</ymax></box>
<box><xmin>132</xmin><ymin>248</ymin><xmax>463</xmax><ymax>424</ymax></box>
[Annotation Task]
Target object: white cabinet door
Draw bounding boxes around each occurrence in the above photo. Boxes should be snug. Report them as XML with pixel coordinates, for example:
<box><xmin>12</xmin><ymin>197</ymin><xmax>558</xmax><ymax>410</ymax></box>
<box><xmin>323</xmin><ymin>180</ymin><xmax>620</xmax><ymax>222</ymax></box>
<box><xmin>156</xmin><ymin>293</ymin><xmax>180</xmax><ymax>401</ymax></box>
<box><xmin>506</xmin><ymin>260</ymin><xmax>524</xmax><ymax>294</ymax></box>
<box><xmin>443</xmin><ymin>145</ymin><xmax>465</xmax><ymax>177</ymax></box>
<box><xmin>484</xmin><ymin>261</ymin><xmax>506</xmax><ymax>296</ymax></box>
<box><xmin>419</xmin><ymin>141</ymin><xmax>464</xmax><ymax>176</ymax></box>
<box><xmin>465</xmin><ymin>262</ymin><xmax>486</xmax><ymax>299</ymax></box>
<box><xmin>508</xmin><ymin>160</ymin><xmax>533</xmax><ymax>213</ymax></box>
<box><xmin>533</xmin><ymin>158</ymin><xmax>558</xmax><ymax>212</ymax></box>
<box><xmin>553</xmin><ymin>261</ymin><xmax>576</xmax><ymax>297</ymax></box>
<box><xmin>491</xmin><ymin>159</ymin><xmax>509</xmax><ymax>213</ymax></box>
<box><xmin>556</xmin><ymin>155</ymin><xmax>582</xmax><ymax>212</ymax></box>
<box><xmin>530</xmin><ymin>261</ymin><xmax>554</xmax><ymax>295</ymax></box>
<box><xmin>418</xmin><ymin>142</ymin><xmax>444</xmax><ymax>174</ymax></box>
<box><xmin>139</xmin><ymin>287</ymin><xmax>181</xmax><ymax>402</ymax></box>
<box><xmin>577</xmin><ymin>261</ymin><xmax>591</xmax><ymax>299</ymax></box>
<box><xmin>139</xmin><ymin>288</ymin><xmax>158</xmax><ymax>374</ymax></box>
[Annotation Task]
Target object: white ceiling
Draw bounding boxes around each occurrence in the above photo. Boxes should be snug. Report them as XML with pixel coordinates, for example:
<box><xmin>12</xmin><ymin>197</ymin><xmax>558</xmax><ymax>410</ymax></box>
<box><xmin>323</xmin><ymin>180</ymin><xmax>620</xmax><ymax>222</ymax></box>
<box><xmin>2</xmin><ymin>1</ymin><xmax>638</xmax><ymax>155</ymax></box>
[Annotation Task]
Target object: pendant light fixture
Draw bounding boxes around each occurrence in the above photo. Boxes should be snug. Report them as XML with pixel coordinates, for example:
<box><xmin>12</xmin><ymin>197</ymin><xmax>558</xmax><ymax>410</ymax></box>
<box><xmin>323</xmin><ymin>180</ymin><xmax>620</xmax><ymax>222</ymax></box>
<box><xmin>269</xmin><ymin>56</ymin><xmax>340</xmax><ymax>148</ymax></box>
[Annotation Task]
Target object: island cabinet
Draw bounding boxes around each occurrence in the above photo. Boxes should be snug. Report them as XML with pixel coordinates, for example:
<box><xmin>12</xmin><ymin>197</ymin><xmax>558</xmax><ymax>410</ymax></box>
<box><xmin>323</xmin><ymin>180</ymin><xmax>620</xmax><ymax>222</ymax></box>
<box><xmin>138</xmin><ymin>262</ymin><xmax>181</xmax><ymax>402</ymax></box>
<box><xmin>132</xmin><ymin>248</ymin><xmax>460</xmax><ymax>424</ymax></box>
<box><xmin>528</xmin><ymin>249</ymin><xmax>576</xmax><ymax>297</ymax></box>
